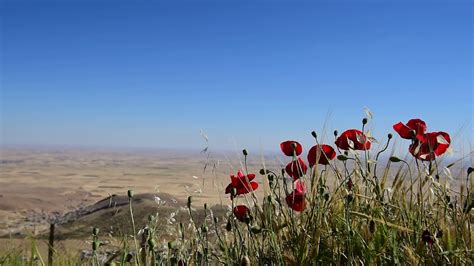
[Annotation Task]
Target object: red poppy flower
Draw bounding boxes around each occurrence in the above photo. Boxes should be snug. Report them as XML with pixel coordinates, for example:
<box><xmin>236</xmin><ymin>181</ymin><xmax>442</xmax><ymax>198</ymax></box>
<box><xmin>393</xmin><ymin>119</ymin><xmax>427</xmax><ymax>141</ymax></box>
<box><xmin>286</xmin><ymin>191</ymin><xmax>306</xmax><ymax>212</ymax></box>
<box><xmin>335</xmin><ymin>129</ymin><xmax>371</xmax><ymax>150</ymax></box>
<box><xmin>307</xmin><ymin>144</ymin><xmax>336</xmax><ymax>166</ymax></box>
<box><xmin>409</xmin><ymin>131</ymin><xmax>450</xmax><ymax>161</ymax></box>
<box><xmin>280</xmin><ymin>140</ymin><xmax>303</xmax><ymax>156</ymax></box>
<box><xmin>285</xmin><ymin>157</ymin><xmax>308</xmax><ymax>180</ymax></box>
<box><xmin>225</xmin><ymin>170</ymin><xmax>258</xmax><ymax>196</ymax></box>
<box><xmin>233</xmin><ymin>205</ymin><xmax>250</xmax><ymax>222</ymax></box>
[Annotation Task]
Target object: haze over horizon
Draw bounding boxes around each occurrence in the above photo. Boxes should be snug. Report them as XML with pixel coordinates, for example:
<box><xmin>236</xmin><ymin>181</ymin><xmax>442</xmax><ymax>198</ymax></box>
<box><xmin>1</xmin><ymin>0</ymin><xmax>473</xmax><ymax>153</ymax></box>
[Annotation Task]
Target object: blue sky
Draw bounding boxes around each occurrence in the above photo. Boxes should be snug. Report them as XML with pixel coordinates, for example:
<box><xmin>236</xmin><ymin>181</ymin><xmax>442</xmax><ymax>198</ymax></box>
<box><xmin>1</xmin><ymin>0</ymin><xmax>472</xmax><ymax>153</ymax></box>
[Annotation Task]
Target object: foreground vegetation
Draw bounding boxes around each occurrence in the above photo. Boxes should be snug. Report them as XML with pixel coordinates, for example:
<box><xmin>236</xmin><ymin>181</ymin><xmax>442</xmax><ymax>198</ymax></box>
<box><xmin>1</xmin><ymin>117</ymin><xmax>473</xmax><ymax>265</ymax></box>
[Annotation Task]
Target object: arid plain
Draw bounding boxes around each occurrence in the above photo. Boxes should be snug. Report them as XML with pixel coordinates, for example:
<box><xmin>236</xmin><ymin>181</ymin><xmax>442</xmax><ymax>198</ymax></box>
<box><xmin>0</xmin><ymin>147</ymin><xmax>281</xmax><ymax>237</ymax></box>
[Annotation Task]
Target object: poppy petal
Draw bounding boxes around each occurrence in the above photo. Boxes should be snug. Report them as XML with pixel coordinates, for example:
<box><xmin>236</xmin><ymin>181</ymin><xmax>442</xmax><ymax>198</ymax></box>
<box><xmin>294</xmin><ymin>179</ymin><xmax>307</xmax><ymax>194</ymax></box>
<box><xmin>285</xmin><ymin>158</ymin><xmax>308</xmax><ymax>180</ymax></box>
<box><xmin>335</xmin><ymin>129</ymin><xmax>371</xmax><ymax>151</ymax></box>
<box><xmin>233</xmin><ymin>205</ymin><xmax>250</xmax><ymax>222</ymax></box>
<box><xmin>393</xmin><ymin>122</ymin><xmax>414</xmax><ymax>139</ymax></box>
<box><xmin>286</xmin><ymin>191</ymin><xmax>306</xmax><ymax>212</ymax></box>
<box><xmin>308</xmin><ymin>144</ymin><xmax>336</xmax><ymax>166</ymax></box>
<box><xmin>280</xmin><ymin>141</ymin><xmax>303</xmax><ymax>156</ymax></box>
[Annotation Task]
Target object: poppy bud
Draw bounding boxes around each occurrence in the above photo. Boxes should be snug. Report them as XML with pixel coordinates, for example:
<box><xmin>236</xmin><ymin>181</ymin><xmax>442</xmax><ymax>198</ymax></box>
<box><xmin>148</xmin><ymin>238</ymin><xmax>156</xmax><ymax>249</ymax></box>
<box><xmin>259</xmin><ymin>169</ymin><xmax>266</xmax><ymax>175</ymax></box>
<box><xmin>242</xmin><ymin>149</ymin><xmax>248</xmax><ymax>156</ymax></box>
<box><xmin>231</xmin><ymin>188</ymin><xmax>237</xmax><ymax>197</ymax></box>
<box><xmin>323</xmin><ymin>193</ymin><xmax>330</xmax><ymax>201</ymax></box>
<box><xmin>92</xmin><ymin>227</ymin><xmax>99</xmax><ymax>236</ymax></box>
<box><xmin>445</xmin><ymin>195</ymin><xmax>451</xmax><ymax>203</ymax></box>
<box><xmin>387</xmin><ymin>133</ymin><xmax>393</xmax><ymax>139</ymax></box>
<box><xmin>204</xmin><ymin>203</ymin><xmax>207</xmax><ymax>211</ymax></box>
<box><xmin>268</xmin><ymin>174</ymin><xmax>274</xmax><ymax>182</ymax></box>
<box><xmin>214</xmin><ymin>216</ymin><xmax>219</xmax><ymax>224</ymax></box>
<box><xmin>226</xmin><ymin>220</ymin><xmax>232</xmax><ymax>231</ymax></box>
<box><xmin>369</xmin><ymin>220</ymin><xmax>375</xmax><ymax>234</ymax></box>
<box><xmin>346</xmin><ymin>194</ymin><xmax>353</xmax><ymax>203</ymax></box>
<box><xmin>250</xmin><ymin>226</ymin><xmax>262</xmax><ymax>234</ymax></box>
<box><xmin>187</xmin><ymin>196</ymin><xmax>192</xmax><ymax>208</ymax></box>
<box><xmin>337</xmin><ymin>155</ymin><xmax>348</xmax><ymax>161</ymax></box>
<box><xmin>311</xmin><ymin>131</ymin><xmax>317</xmax><ymax>139</ymax></box>
<box><xmin>435</xmin><ymin>174</ymin><xmax>440</xmax><ymax>181</ymax></box>
<box><xmin>125</xmin><ymin>253</ymin><xmax>133</xmax><ymax>263</ymax></box>
<box><xmin>389</xmin><ymin>156</ymin><xmax>402</xmax><ymax>163</ymax></box>
<box><xmin>201</xmin><ymin>225</ymin><xmax>208</xmax><ymax>233</ymax></box>
<box><xmin>127</xmin><ymin>189</ymin><xmax>134</xmax><ymax>198</ymax></box>
<box><xmin>362</xmin><ymin>118</ymin><xmax>368</xmax><ymax>125</ymax></box>
<box><xmin>467</xmin><ymin>167</ymin><xmax>473</xmax><ymax>175</ymax></box>
<box><xmin>334</xmin><ymin>130</ymin><xmax>338</xmax><ymax>137</ymax></box>
<box><xmin>344</xmin><ymin>151</ymin><xmax>349</xmax><ymax>156</ymax></box>
<box><xmin>318</xmin><ymin>187</ymin><xmax>325</xmax><ymax>195</ymax></box>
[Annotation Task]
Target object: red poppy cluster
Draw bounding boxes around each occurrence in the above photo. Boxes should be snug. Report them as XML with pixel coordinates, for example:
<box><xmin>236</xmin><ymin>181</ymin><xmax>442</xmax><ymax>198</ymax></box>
<box><xmin>393</xmin><ymin>119</ymin><xmax>450</xmax><ymax>161</ymax></box>
<box><xmin>226</xmin><ymin>170</ymin><xmax>258</xmax><ymax>222</ymax></box>
<box><xmin>228</xmin><ymin>119</ymin><xmax>450</xmax><ymax>221</ymax></box>
<box><xmin>280</xmin><ymin>140</ymin><xmax>337</xmax><ymax>212</ymax></box>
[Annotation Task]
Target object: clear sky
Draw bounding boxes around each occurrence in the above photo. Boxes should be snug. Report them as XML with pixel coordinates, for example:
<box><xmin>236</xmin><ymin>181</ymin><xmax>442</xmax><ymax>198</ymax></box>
<box><xmin>1</xmin><ymin>0</ymin><xmax>472</xmax><ymax>153</ymax></box>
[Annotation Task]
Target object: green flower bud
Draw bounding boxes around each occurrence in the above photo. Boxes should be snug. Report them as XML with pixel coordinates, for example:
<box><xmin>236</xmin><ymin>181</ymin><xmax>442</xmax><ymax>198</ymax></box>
<box><xmin>127</xmin><ymin>189</ymin><xmax>134</xmax><ymax>198</ymax></box>
<box><xmin>369</xmin><ymin>220</ymin><xmax>376</xmax><ymax>234</ymax></box>
<box><xmin>337</xmin><ymin>155</ymin><xmax>348</xmax><ymax>161</ymax></box>
<box><xmin>187</xmin><ymin>196</ymin><xmax>192</xmax><ymax>208</ymax></box>
<box><xmin>389</xmin><ymin>156</ymin><xmax>402</xmax><ymax>163</ymax></box>
<box><xmin>148</xmin><ymin>238</ymin><xmax>156</xmax><ymax>249</ymax></box>
<box><xmin>250</xmin><ymin>226</ymin><xmax>262</xmax><ymax>234</ymax></box>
